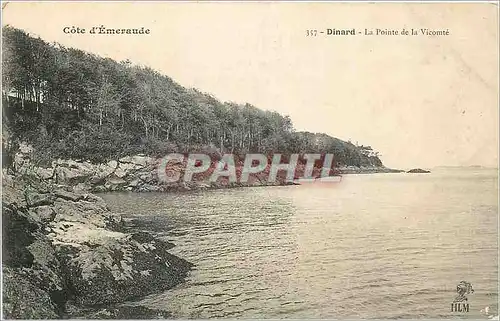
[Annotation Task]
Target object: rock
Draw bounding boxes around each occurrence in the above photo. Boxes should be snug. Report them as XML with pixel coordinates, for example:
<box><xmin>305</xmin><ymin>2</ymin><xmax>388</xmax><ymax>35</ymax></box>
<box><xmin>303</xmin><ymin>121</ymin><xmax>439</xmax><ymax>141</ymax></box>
<box><xmin>2</xmin><ymin>267</ymin><xmax>59</xmax><ymax>319</ymax></box>
<box><xmin>8</xmin><ymin>152</ymin><xmax>193</xmax><ymax>194</ymax></box>
<box><xmin>13</xmin><ymin>154</ymin><xmax>29</xmax><ymax>171</ymax></box>
<box><xmin>118</xmin><ymin>156</ymin><xmax>133</xmax><ymax>164</ymax></box>
<box><xmin>60</xmin><ymin>233</ymin><xmax>192</xmax><ymax>306</ymax></box>
<box><xmin>92</xmin><ymin>185</ymin><xmax>108</xmax><ymax>193</ymax></box>
<box><xmin>55</xmin><ymin>167</ymin><xmax>92</xmax><ymax>185</ymax></box>
<box><xmin>72</xmin><ymin>182</ymin><xmax>91</xmax><ymax>193</ymax></box>
<box><xmin>114</xmin><ymin>167</ymin><xmax>128</xmax><ymax>178</ymax></box>
<box><xmin>32</xmin><ymin>205</ymin><xmax>56</xmax><ymax>223</ymax></box>
<box><xmin>35</xmin><ymin>167</ymin><xmax>55</xmax><ymax>180</ymax></box>
<box><xmin>23</xmin><ymin>237</ymin><xmax>67</xmax><ymax>310</ymax></box>
<box><xmin>407</xmin><ymin>168</ymin><xmax>431</xmax><ymax>173</ymax></box>
<box><xmin>197</xmin><ymin>182</ymin><xmax>211</xmax><ymax>189</ymax></box>
<box><xmin>3</xmin><ymin>166</ymin><xmax>193</xmax><ymax>318</ymax></box>
<box><xmin>66</xmin><ymin>303</ymin><xmax>170</xmax><ymax>319</ymax></box>
<box><xmin>92</xmin><ymin>163</ymin><xmax>117</xmax><ymax>183</ymax></box>
<box><xmin>119</xmin><ymin>155</ymin><xmax>151</xmax><ymax>168</ymax></box>
<box><xmin>2</xmin><ymin>178</ymin><xmax>28</xmax><ymax>208</ymax></box>
<box><xmin>178</xmin><ymin>181</ymin><xmax>190</xmax><ymax>190</ymax></box>
<box><xmin>54</xmin><ymin>190</ymin><xmax>84</xmax><ymax>202</ymax></box>
<box><xmin>104</xmin><ymin>174</ymin><xmax>128</xmax><ymax>191</ymax></box>
<box><xmin>138</xmin><ymin>172</ymin><xmax>154</xmax><ymax>183</ymax></box>
<box><xmin>130</xmin><ymin>231</ymin><xmax>158</xmax><ymax>244</ymax></box>
<box><xmin>25</xmin><ymin>191</ymin><xmax>55</xmax><ymax>207</ymax></box>
<box><xmin>51</xmin><ymin>198</ymin><xmax>110</xmax><ymax>228</ymax></box>
<box><xmin>137</xmin><ymin>184</ymin><xmax>159</xmax><ymax>192</ymax></box>
<box><xmin>118</xmin><ymin>162</ymin><xmax>137</xmax><ymax>173</ymax></box>
<box><xmin>128</xmin><ymin>179</ymin><xmax>141</xmax><ymax>188</ymax></box>
<box><xmin>106</xmin><ymin>175</ymin><xmax>128</xmax><ymax>188</ymax></box>
<box><xmin>107</xmin><ymin>160</ymin><xmax>118</xmax><ymax>169</ymax></box>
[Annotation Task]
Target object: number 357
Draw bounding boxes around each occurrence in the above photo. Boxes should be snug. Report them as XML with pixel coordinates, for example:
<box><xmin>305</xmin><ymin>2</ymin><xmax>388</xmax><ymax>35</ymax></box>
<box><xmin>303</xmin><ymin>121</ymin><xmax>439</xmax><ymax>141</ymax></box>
<box><xmin>306</xmin><ymin>29</ymin><xmax>318</xmax><ymax>36</ymax></box>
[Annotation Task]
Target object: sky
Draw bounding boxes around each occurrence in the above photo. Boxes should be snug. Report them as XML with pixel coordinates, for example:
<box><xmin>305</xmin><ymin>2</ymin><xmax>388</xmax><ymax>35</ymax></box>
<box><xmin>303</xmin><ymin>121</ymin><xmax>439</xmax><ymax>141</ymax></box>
<box><xmin>2</xmin><ymin>2</ymin><xmax>498</xmax><ymax>169</ymax></box>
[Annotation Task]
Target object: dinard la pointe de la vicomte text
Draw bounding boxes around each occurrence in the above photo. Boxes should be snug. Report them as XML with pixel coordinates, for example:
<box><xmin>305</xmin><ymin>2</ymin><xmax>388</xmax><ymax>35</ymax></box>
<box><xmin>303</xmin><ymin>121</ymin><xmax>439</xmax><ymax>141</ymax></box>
<box><xmin>308</xmin><ymin>28</ymin><xmax>450</xmax><ymax>36</ymax></box>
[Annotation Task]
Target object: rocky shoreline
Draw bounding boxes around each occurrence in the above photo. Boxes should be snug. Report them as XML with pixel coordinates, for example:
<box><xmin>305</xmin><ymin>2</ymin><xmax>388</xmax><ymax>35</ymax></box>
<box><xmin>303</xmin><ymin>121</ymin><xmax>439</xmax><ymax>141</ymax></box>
<box><xmin>13</xmin><ymin>144</ymin><xmax>402</xmax><ymax>195</ymax></box>
<box><xmin>3</xmin><ymin>145</ymin><xmax>403</xmax><ymax>319</ymax></box>
<box><xmin>2</xmin><ymin>171</ymin><xmax>193</xmax><ymax>319</ymax></box>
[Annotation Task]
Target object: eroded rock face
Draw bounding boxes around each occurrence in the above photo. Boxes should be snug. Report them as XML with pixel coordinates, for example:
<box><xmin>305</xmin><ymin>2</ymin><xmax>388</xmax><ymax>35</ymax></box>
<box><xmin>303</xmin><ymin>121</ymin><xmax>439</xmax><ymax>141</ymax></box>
<box><xmin>12</xmin><ymin>145</ymin><xmax>293</xmax><ymax>193</ymax></box>
<box><xmin>2</xmin><ymin>172</ymin><xmax>193</xmax><ymax>318</ymax></box>
<box><xmin>2</xmin><ymin>178</ymin><xmax>65</xmax><ymax>318</ymax></box>
<box><xmin>14</xmin><ymin>148</ymin><xmax>159</xmax><ymax>193</ymax></box>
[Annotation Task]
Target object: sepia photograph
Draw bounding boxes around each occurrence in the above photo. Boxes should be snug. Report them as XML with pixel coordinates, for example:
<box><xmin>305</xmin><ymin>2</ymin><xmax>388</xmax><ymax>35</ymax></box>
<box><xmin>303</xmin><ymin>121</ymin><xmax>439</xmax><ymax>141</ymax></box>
<box><xmin>1</xmin><ymin>1</ymin><xmax>498</xmax><ymax>319</ymax></box>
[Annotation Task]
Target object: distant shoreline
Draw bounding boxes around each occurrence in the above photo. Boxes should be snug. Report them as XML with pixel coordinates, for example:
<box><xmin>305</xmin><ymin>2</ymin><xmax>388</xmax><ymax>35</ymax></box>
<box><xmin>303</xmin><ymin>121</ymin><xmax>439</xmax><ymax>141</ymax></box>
<box><xmin>336</xmin><ymin>167</ymin><xmax>404</xmax><ymax>174</ymax></box>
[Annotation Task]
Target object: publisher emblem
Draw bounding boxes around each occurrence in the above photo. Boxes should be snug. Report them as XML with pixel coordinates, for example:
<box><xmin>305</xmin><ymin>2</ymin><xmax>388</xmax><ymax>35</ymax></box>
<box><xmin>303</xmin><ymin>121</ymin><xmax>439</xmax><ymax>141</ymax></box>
<box><xmin>451</xmin><ymin>281</ymin><xmax>474</xmax><ymax>313</ymax></box>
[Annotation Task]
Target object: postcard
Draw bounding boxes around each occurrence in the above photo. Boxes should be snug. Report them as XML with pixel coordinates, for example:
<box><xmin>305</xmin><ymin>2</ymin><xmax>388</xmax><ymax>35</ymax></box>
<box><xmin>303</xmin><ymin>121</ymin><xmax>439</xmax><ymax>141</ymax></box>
<box><xmin>1</xmin><ymin>1</ymin><xmax>498</xmax><ymax>319</ymax></box>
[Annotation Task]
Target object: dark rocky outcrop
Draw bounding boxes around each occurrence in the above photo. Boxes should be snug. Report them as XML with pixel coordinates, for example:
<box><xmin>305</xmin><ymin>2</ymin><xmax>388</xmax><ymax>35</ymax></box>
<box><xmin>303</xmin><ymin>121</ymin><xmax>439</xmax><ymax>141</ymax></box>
<box><xmin>407</xmin><ymin>168</ymin><xmax>431</xmax><ymax>173</ymax></box>
<box><xmin>2</xmin><ymin>172</ymin><xmax>192</xmax><ymax>319</ymax></box>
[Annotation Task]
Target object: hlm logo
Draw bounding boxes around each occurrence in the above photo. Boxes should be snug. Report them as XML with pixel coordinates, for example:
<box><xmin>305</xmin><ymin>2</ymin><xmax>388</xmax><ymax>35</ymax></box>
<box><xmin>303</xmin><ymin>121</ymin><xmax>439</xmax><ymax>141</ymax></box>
<box><xmin>451</xmin><ymin>281</ymin><xmax>474</xmax><ymax>313</ymax></box>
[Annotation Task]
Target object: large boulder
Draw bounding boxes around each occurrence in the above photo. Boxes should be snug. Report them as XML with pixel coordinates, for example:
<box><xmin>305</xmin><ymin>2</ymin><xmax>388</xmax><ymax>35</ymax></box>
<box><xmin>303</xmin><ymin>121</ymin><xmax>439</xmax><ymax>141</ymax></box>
<box><xmin>54</xmin><ymin>160</ymin><xmax>96</xmax><ymax>185</ymax></box>
<box><xmin>113</xmin><ymin>167</ymin><xmax>128</xmax><ymax>179</ymax></box>
<box><xmin>50</xmin><ymin>195</ymin><xmax>120</xmax><ymax>231</ymax></box>
<box><xmin>54</xmin><ymin>167</ymin><xmax>90</xmax><ymax>185</ymax></box>
<box><xmin>91</xmin><ymin>162</ymin><xmax>117</xmax><ymax>183</ymax></box>
<box><xmin>58</xmin><ymin>232</ymin><xmax>192</xmax><ymax>306</ymax></box>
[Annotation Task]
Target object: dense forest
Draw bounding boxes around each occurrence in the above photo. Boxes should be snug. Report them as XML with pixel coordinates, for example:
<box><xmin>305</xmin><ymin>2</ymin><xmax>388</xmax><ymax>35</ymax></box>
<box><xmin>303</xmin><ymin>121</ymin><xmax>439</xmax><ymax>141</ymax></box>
<box><xmin>2</xmin><ymin>26</ymin><xmax>383</xmax><ymax>168</ymax></box>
